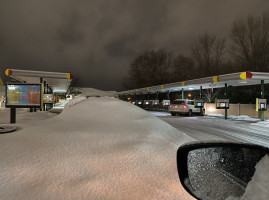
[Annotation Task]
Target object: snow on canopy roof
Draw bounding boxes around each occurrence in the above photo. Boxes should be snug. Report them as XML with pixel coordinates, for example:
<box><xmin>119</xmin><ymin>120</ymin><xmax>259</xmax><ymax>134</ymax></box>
<box><xmin>5</xmin><ymin>69</ymin><xmax>73</xmax><ymax>93</ymax></box>
<box><xmin>118</xmin><ymin>72</ymin><xmax>269</xmax><ymax>94</ymax></box>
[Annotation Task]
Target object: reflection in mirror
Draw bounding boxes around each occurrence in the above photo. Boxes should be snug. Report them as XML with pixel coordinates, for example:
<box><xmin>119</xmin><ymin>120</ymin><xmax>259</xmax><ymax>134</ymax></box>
<box><xmin>186</xmin><ymin>147</ymin><xmax>266</xmax><ymax>200</ymax></box>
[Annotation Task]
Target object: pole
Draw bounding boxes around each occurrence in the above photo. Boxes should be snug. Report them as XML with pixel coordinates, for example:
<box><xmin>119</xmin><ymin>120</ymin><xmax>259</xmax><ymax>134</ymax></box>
<box><xmin>182</xmin><ymin>88</ymin><xmax>184</xmax><ymax>99</ymax></box>
<box><xmin>10</xmin><ymin>108</ymin><xmax>16</xmax><ymax>124</ymax></box>
<box><xmin>200</xmin><ymin>86</ymin><xmax>203</xmax><ymax>116</ymax></box>
<box><xmin>225</xmin><ymin>83</ymin><xmax>228</xmax><ymax>120</ymax></box>
<box><xmin>39</xmin><ymin>77</ymin><xmax>43</xmax><ymax>112</ymax></box>
<box><xmin>261</xmin><ymin>80</ymin><xmax>265</xmax><ymax>121</ymax></box>
<box><xmin>167</xmin><ymin>90</ymin><xmax>170</xmax><ymax>100</ymax></box>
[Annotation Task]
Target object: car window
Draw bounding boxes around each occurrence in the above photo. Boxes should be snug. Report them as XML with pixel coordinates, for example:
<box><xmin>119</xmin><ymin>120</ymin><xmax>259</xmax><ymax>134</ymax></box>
<box><xmin>187</xmin><ymin>101</ymin><xmax>194</xmax><ymax>105</ymax></box>
<box><xmin>173</xmin><ymin>100</ymin><xmax>184</xmax><ymax>105</ymax></box>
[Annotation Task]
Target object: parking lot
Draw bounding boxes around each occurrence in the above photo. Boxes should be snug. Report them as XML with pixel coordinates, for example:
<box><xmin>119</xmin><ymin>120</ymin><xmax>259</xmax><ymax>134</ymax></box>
<box><xmin>157</xmin><ymin>114</ymin><xmax>269</xmax><ymax>148</ymax></box>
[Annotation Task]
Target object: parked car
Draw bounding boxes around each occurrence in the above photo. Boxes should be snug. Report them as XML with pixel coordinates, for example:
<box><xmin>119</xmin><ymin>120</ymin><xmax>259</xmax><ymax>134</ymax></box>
<box><xmin>168</xmin><ymin>99</ymin><xmax>205</xmax><ymax>116</ymax></box>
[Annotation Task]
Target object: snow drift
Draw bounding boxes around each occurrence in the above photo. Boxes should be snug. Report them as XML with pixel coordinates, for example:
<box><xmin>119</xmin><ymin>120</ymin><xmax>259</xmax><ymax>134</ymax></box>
<box><xmin>0</xmin><ymin>97</ymin><xmax>194</xmax><ymax>200</ymax></box>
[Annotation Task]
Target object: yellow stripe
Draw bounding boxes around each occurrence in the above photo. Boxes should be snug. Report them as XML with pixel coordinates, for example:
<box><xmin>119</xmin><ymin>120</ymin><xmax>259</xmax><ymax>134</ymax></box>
<box><xmin>256</xmin><ymin>98</ymin><xmax>259</xmax><ymax>112</ymax></box>
<box><xmin>213</xmin><ymin>76</ymin><xmax>218</xmax><ymax>83</ymax></box>
<box><xmin>161</xmin><ymin>85</ymin><xmax>164</xmax><ymax>89</ymax></box>
<box><xmin>5</xmin><ymin>69</ymin><xmax>10</xmax><ymax>76</ymax></box>
<box><xmin>182</xmin><ymin>81</ymin><xmax>186</xmax><ymax>86</ymax></box>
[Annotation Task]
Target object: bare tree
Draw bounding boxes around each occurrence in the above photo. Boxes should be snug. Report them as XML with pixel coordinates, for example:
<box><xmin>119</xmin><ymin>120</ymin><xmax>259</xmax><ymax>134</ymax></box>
<box><xmin>230</xmin><ymin>13</ymin><xmax>269</xmax><ymax>72</ymax></box>
<box><xmin>128</xmin><ymin>49</ymin><xmax>173</xmax><ymax>88</ymax></box>
<box><xmin>192</xmin><ymin>33</ymin><xmax>225</xmax><ymax>77</ymax></box>
<box><xmin>172</xmin><ymin>54</ymin><xmax>195</xmax><ymax>81</ymax></box>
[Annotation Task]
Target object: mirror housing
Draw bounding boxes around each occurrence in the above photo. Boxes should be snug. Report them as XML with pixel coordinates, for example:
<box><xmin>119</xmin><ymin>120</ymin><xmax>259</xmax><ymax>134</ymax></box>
<box><xmin>177</xmin><ymin>142</ymin><xmax>269</xmax><ymax>200</ymax></box>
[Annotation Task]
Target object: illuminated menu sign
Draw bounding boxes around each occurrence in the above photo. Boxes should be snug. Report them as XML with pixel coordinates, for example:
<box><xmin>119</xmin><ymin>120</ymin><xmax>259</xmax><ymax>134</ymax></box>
<box><xmin>6</xmin><ymin>84</ymin><xmax>42</xmax><ymax>108</ymax></box>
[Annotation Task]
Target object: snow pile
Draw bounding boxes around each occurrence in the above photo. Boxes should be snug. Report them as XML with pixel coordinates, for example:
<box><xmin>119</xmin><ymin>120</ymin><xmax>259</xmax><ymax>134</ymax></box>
<box><xmin>226</xmin><ymin>155</ymin><xmax>269</xmax><ymax>200</ymax></box>
<box><xmin>0</xmin><ymin>97</ymin><xmax>194</xmax><ymax>200</ymax></box>
<box><xmin>229</xmin><ymin>115</ymin><xmax>260</xmax><ymax>122</ymax></box>
<box><xmin>148</xmin><ymin>111</ymin><xmax>171</xmax><ymax>116</ymax></box>
<box><xmin>250</xmin><ymin>120</ymin><xmax>269</xmax><ymax>128</ymax></box>
<box><xmin>65</xmin><ymin>96</ymin><xmax>87</xmax><ymax>108</ymax></box>
<box><xmin>207</xmin><ymin>114</ymin><xmax>259</xmax><ymax>122</ymax></box>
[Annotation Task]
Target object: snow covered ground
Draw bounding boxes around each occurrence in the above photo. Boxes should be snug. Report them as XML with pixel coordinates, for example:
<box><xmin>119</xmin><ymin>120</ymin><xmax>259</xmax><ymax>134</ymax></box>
<box><xmin>0</xmin><ymin>97</ymin><xmax>195</xmax><ymax>200</ymax></box>
<box><xmin>0</xmin><ymin>98</ymin><xmax>268</xmax><ymax>200</ymax></box>
<box><xmin>0</xmin><ymin>108</ymin><xmax>57</xmax><ymax>129</ymax></box>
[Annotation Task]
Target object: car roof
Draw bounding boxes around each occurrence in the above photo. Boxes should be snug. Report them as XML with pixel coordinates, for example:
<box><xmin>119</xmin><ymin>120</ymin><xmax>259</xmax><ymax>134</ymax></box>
<box><xmin>174</xmin><ymin>99</ymin><xmax>193</xmax><ymax>102</ymax></box>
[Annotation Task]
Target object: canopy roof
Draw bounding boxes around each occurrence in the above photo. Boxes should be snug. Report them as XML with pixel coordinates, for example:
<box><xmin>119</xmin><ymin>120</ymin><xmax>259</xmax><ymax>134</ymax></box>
<box><xmin>5</xmin><ymin>69</ymin><xmax>73</xmax><ymax>93</ymax></box>
<box><xmin>117</xmin><ymin>72</ymin><xmax>269</xmax><ymax>95</ymax></box>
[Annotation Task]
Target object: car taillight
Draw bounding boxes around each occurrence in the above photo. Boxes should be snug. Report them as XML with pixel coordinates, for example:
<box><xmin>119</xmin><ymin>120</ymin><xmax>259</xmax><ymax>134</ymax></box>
<box><xmin>182</xmin><ymin>105</ymin><xmax>187</xmax><ymax>109</ymax></box>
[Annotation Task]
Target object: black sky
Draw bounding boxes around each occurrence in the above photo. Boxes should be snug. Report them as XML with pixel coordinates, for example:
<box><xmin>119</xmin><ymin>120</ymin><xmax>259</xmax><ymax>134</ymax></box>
<box><xmin>0</xmin><ymin>0</ymin><xmax>269</xmax><ymax>90</ymax></box>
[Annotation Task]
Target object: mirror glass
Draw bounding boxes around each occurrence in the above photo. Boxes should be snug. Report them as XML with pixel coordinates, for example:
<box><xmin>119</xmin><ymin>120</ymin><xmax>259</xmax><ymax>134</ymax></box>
<box><xmin>186</xmin><ymin>146</ymin><xmax>267</xmax><ymax>200</ymax></box>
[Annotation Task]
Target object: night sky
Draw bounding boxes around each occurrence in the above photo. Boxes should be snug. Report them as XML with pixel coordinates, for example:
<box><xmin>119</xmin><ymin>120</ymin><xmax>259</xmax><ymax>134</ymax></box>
<box><xmin>0</xmin><ymin>0</ymin><xmax>268</xmax><ymax>90</ymax></box>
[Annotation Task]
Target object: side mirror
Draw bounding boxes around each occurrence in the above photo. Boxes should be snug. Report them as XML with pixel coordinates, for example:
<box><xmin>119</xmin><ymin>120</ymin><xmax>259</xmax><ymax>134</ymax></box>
<box><xmin>177</xmin><ymin>143</ymin><xmax>269</xmax><ymax>200</ymax></box>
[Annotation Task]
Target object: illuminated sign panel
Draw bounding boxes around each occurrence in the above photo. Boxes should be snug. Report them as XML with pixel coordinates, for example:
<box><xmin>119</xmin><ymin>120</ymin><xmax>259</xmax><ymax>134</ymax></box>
<box><xmin>6</xmin><ymin>83</ymin><xmax>42</xmax><ymax>108</ymax></box>
<box><xmin>216</xmin><ymin>99</ymin><xmax>229</xmax><ymax>109</ymax></box>
<box><xmin>194</xmin><ymin>100</ymin><xmax>204</xmax><ymax>108</ymax></box>
<box><xmin>43</xmin><ymin>94</ymin><xmax>53</xmax><ymax>104</ymax></box>
<box><xmin>163</xmin><ymin>100</ymin><xmax>170</xmax><ymax>106</ymax></box>
<box><xmin>256</xmin><ymin>98</ymin><xmax>267</xmax><ymax>111</ymax></box>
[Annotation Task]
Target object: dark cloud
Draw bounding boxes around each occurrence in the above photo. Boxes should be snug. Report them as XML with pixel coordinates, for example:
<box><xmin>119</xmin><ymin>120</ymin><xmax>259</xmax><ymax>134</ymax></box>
<box><xmin>0</xmin><ymin>0</ymin><xmax>268</xmax><ymax>90</ymax></box>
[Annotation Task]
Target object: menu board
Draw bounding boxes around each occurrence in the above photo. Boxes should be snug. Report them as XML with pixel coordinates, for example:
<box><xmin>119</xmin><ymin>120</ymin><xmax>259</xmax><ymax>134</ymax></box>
<box><xmin>43</xmin><ymin>94</ymin><xmax>53</xmax><ymax>104</ymax></box>
<box><xmin>6</xmin><ymin>84</ymin><xmax>42</xmax><ymax>108</ymax></box>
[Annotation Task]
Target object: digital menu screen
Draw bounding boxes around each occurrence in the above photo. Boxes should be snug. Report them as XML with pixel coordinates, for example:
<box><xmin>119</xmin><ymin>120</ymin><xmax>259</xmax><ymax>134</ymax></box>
<box><xmin>6</xmin><ymin>84</ymin><xmax>42</xmax><ymax>108</ymax></box>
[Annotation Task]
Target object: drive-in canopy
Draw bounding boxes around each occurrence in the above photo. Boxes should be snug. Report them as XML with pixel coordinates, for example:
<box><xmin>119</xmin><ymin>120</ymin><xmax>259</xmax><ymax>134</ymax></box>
<box><xmin>5</xmin><ymin>69</ymin><xmax>73</xmax><ymax>93</ymax></box>
<box><xmin>117</xmin><ymin>72</ymin><xmax>269</xmax><ymax>95</ymax></box>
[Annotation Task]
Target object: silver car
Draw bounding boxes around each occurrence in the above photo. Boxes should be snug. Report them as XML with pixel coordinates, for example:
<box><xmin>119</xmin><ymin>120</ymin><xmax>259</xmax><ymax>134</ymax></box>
<box><xmin>168</xmin><ymin>99</ymin><xmax>205</xmax><ymax>116</ymax></box>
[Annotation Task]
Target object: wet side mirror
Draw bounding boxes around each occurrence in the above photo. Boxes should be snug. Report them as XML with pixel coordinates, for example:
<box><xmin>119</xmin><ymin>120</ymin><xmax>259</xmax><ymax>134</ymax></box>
<box><xmin>177</xmin><ymin>143</ymin><xmax>269</xmax><ymax>200</ymax></box>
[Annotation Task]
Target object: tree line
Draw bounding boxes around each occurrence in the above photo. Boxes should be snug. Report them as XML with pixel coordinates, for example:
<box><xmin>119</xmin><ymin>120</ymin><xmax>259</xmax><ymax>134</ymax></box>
<box><xmin>123</xmin><ymin>12</ymin><xmax>269</xmax><ymax>91</ymax></box>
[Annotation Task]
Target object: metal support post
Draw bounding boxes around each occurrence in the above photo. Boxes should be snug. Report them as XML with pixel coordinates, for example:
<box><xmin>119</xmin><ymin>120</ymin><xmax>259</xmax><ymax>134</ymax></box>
<box><xmin>200</xmin><ymin>86</ymin><xmax>203</xmax><ymax>116</ymax></box>
<box><xmin>10</xmin><ymin>108</ymin><xmax>16</xmax><ymax>124</ymax></box>
<box><xmin>167</xmin><ymin>90</ymin><xmax>170</xmax><ymax>100</ymax></box>
<box><xmin>44</xmin><ymin>81</ymin><xmax>47</xmax><ymax>93</ymax></box>
<box><xmin>156</xmin><ymin>92</ymin><xmax>159</xmax><ymax>100</ymax></box>
<box><xmin>261</xmin><ymin>80</ymin><xmax>265</xmax><ymax>121</ymax></box>
<box><xmin>225</xmin><ymin>83</ymin><xmax>228</xmax><ymax>120</ymax></box>
<box><xmin>40</xmin><ymin>77</ymin><xmax>43</xmax><ymax>111</ymax></box>
<box><xmin>182</xmin><ymin>88</ymin><xmax>184</xmax><ymax>99</ymax></box>
<box><xmin>147</xmin><ymin>92</ymin><xmax>149</xmax><ymax>100</ymax></box>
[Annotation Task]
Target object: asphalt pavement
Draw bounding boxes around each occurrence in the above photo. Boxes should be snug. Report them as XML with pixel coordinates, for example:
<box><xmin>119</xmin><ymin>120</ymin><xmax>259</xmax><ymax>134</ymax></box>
<box><xmin>158</xmin><ymin>115</ymin><xmax>269</xmax><ymax>148</ymax></box>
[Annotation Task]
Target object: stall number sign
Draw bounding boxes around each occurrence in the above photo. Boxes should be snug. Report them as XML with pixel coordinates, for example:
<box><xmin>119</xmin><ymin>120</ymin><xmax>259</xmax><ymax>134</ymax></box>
<box><xmin>256</xmin><ymin>98</ymin><xmax>267</xmax><ymax>111</ymax></box>
<box><xmin>194</xmin><ymin>100</ymin><xmax>204</xmax><ymax>108</ymax></box>
<box><xmin>216</xmin><ymin>99</ymin><xmax>229</xmax><ymax>109</ymax></box>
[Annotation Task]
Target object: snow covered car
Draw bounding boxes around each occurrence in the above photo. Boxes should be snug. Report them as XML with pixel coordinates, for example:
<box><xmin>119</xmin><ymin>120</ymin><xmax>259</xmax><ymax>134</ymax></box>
<box><xmin>0</xmin><ymin>96</ymin><xmax>268</xmax><ymax>200</ymax></box>
<box><xmin>169</xmin><ymin>99</ymin><xmax>205</xmax><ymax>116</ymax></box>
